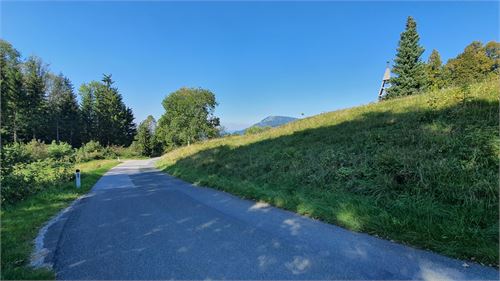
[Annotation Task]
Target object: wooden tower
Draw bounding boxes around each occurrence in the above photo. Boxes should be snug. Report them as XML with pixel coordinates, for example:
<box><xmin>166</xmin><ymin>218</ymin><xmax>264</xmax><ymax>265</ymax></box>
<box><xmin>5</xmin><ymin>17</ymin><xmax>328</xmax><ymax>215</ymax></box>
<box><xmin>378</xmin><ymin>62</ymin><xmax>391</xmax><ymax>100</ymax></box>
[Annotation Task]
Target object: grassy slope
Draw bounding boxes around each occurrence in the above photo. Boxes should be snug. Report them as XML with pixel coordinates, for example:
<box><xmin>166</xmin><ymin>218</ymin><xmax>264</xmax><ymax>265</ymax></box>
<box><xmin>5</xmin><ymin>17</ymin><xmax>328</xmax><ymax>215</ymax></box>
<box><xmin>1</xmin><ymin>159</ymin><xmax>119</xmax><ymax>280</ymax></box>
<box><xmin>158</xmin><ymin>79</ymin><xmax>499</xmax><ymax>266</ymax></box>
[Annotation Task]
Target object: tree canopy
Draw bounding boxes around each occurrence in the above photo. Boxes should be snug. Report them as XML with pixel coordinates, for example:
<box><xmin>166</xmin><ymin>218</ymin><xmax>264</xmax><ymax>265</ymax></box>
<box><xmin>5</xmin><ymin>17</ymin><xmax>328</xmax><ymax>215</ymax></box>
<box><xmin>156</xmin><ymin>87</ymin><xmax>220</xmax><ymax>149</ymax></box>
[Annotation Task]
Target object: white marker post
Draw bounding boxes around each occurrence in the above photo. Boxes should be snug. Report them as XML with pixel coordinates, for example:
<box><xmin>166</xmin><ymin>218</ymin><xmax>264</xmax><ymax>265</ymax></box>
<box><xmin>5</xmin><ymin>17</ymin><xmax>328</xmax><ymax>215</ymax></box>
<box><xmin>75</xmin><ymin>169</ymin><xmax>81</xmax><ymax>188</ymax></box>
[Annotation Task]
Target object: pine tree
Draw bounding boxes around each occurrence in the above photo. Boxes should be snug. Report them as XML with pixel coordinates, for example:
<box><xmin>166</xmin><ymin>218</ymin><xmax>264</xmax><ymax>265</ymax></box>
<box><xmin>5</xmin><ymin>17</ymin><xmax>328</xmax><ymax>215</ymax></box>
<box><xmin>386</xmin><ymin>16</ymin><xmax>427</xmax><ymax>99</ymax></box>
<box><xmin>426</xmin><ymin>49</ymin><xmax>443</xmax><ymax>90</ymax></box>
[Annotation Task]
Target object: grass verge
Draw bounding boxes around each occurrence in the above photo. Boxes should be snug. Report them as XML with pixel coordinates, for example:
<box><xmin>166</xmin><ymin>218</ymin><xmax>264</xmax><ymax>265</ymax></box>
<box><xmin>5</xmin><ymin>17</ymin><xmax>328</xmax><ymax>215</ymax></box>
<box><xmin>1</xmin><ymin>159</ymin><xmax>119</xmax><ymax>280</ymax></box>
<box><xmin>157</xmin><ymin>79</ymin><xmax>499</xmax><ymax>266</ymax></box>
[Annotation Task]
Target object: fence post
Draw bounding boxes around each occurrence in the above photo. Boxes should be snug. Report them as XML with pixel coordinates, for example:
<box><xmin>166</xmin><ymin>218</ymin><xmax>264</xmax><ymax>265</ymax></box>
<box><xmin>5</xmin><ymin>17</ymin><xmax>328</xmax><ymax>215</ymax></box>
<box><xmin>75</xmin><ymin>169</ymin><xmax>81</xmax><ymax>188</ymax></box>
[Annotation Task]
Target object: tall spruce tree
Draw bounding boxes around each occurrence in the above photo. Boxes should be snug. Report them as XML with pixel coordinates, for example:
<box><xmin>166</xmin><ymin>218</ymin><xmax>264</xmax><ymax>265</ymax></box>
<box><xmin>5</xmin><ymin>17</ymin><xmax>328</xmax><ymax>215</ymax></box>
<box><xmin>47</xmin><ymin>73</ymin><xmax>81</xmax><ymax>146</ymax></box>
<box><xmin>23</xmin><ymin>56</ymin><xmax>48</xmax><ymax>140</ymax></box>
<box><xmin>386</xmin><ymin>16</ymin><xmax>427</xmax><ymax>99</ymax></box>
<box><xmin>79</xmin><ymin>81</ymin><xmax>99</xmax><ymax>144</ymax></box>
<box><xmin>79</xmin><ymin>75</ymin><xmax>136</xmax><ymax>146</ymax></box>
<box><xmin>426</xmin><ymin>49</ymin><xmax>443</xmax><ymax>90</ymax></box>
<box><xmin>0</xmin><ymin>40</ymin><xmax>25</xmax><ymax>143</ymax></box>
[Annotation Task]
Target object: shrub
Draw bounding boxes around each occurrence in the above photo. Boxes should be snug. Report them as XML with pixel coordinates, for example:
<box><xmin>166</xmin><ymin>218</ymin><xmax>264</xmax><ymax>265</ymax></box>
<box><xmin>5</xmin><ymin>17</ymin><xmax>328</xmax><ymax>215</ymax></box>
<box><xmin>24</xmin><ymin>139</ymin><xmax>48</xmax><ymax>161</ymax></box>
<box><xmin>106</xmin><ymin>145</ymin><xmax>142</xmax><ymax>159</ymax></box>
<box><xmin>47</xmin><ymin>141</ymin><xmax>75</xmax><ymax>160</ymax></box>
<box><xmin>76</xmin><ymin>141</ymin><xmax>105</xmax><ymax>162</ymax></box>
<box><xmin>1</xmin><ymin>158</ymin><xmax>73</xmax><ymax>204</ymax></box>
<box><xmin>1</xmin><ymin>143</ymin><xmax>32</xmax><ymax>171</ymax></box>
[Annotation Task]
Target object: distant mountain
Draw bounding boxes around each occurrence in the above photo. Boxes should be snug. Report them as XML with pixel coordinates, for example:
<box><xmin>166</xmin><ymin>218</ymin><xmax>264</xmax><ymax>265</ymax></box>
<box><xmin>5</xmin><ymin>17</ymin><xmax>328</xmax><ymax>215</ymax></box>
<box><xmin>234</xmin><ymin>116</ymin><xmax>297</xmax><ymax>135</ymax></box>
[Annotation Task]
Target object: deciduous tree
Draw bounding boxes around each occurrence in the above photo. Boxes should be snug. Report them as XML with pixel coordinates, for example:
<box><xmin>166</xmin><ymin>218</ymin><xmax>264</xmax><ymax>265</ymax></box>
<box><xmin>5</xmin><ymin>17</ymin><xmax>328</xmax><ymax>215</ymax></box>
<box><xmin>156</xmin><ymin>87</ymin><xmax>220</xmax><ymax>149</ymax></box>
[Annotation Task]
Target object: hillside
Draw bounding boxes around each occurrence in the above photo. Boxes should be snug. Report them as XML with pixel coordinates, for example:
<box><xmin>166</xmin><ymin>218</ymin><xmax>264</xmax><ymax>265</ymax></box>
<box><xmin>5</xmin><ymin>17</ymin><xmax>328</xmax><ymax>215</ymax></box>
<box><xmin>157</xmin><ymin>79</ymin><xmax>499</xmax><ymax>265</ymax></box>
<box><xmin>234</xmin><ymin>116</ymin><xmax>298</xmax><ymax>135</ymax></box>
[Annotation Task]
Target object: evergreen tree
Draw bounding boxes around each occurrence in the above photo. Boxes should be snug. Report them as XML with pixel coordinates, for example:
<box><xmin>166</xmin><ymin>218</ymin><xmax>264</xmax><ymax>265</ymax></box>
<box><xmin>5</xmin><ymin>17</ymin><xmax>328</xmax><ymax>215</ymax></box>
<box><xmin>425</xmin><ymin>49</ymin><xmax>443</xmax><ymax>90</ymax></box>
<box><xmin>79</xmin><ymin>81</ymin><xmax>99</xmax><ymax>144</ymax></box>
<box><xmin>79</xmin><ymin>74</ymin><xmax>136</xmax><ymax>146</ymax></box>
<box><xmin>22</xmin><ymin>56</ymin><xmax>48</xmax><ymax>140</ymax></box>
<box><xmin>386</xmin><ymin>16</ymin><xmax>427</xmax><ymax>99</ymax></box>
<box><xmin>0</xmin><ymin>40</ymin><xmax>25</xmax><ymax>143</ymax></box>
<box><xmin>47</xmin><ymin>73</ymin><xmax>81</xmax><ymax>146</ymax></box>
<box><xmin>135</xmin><ymin>115</ymin><xmax>156</xmax><ymax>156</ymax></box>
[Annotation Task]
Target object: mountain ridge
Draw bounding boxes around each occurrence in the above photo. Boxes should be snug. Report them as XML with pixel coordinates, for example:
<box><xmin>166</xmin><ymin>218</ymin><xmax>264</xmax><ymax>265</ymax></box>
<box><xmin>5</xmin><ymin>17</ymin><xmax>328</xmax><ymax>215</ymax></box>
<box><xmin>234</xmin><ymin>115</ymin><xmax>297</xmax><ymax>135</ymax></box>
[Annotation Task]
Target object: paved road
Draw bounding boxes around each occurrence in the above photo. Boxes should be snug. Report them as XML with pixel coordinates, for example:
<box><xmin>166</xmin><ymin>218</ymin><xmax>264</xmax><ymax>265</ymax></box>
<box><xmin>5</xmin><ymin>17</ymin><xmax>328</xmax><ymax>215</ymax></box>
<box><xmin>39</xmin><ymin>159</ymin><xmax>499</xmax><ymax>280</ymax></box>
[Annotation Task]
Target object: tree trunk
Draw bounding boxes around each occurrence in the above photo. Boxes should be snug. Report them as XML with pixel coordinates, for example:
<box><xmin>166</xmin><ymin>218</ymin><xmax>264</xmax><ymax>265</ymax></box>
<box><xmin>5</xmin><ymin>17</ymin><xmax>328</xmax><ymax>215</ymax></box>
<box><xmin>13</xmin><ymin>111</ymin><xmax>17</xmax><ymax>142</ymax></box>
<box><xmin>56</xmin><ymin>120</ymin><xmax>60</xmax><ymax>143</ymax></box>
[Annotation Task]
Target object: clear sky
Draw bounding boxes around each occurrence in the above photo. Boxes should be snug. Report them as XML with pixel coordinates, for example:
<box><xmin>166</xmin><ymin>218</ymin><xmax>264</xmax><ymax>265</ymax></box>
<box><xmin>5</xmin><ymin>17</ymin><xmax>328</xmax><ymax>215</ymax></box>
<box><xmin>1</xmin><ymin>1</ymin><xmax>498</xmax><ymax>131</ymax></box>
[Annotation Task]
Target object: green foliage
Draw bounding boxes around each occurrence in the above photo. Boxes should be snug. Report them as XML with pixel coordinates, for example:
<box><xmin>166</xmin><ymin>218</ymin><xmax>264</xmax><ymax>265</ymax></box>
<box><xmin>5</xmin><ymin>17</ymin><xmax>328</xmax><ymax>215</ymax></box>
<box><xmin>24</xmin><ymin>139</ymin><xmax>49</xmax><ymax>161</ymax></box>
<box><xmin>1</xmin><ymin>39</ymin><xmax>27</xmax><ymax>143</ymax></box>
<box><xmin>443</xmin><ymin>41</ymin><xmax>495</xmax><ymax>87</ymax></box>
<box><xmin>74</xmin><ymin>140</ymin><xmax>142</xmax><ymax>162</ymax></box>
<box><xmin>244</xmin><ymin>126</ymin><xmax>271</xmax><ymax>135</ymax></box>
<box><xmin>22</xmin><ymin>56</ymin><xmax>48</xmax><ymax>140</ymax></box>
<box><xmin>1</xmin><ymin>158</ymin><xmax>73</xmax><ymax>204</ymax></box>
<box><xmin>0</xmin><ymin>141</ymin><xmax>79</xmax><ymax>204</ymax></box>
<box><xmin>0</xmin><ymin>142</ymin><xmax>31</xmax><ymax>168</ymax></box>
<box><xmin>386</xmin><ymin>16</ymin><xmax>427</xmax><ymax>99</ymax></box>
<box><xmin>156</xmin><ymin>87</ymin><xmax>220</xmax><ymax>149</ymax></box>
<box><xmin>47</xmin><ymin>141</ymin><xmax>75</xmax><ymax>160</ymax></box>
<box><xmin>158</xmin><ymin>79</ymin><xmax>499</xmax><ymax>265</ymax></box>
<box><xmin>135</xmin><ymin>115</ymin><xmax>161</xmax><ymax>156</ymax></box>
<box><xmin>1</xmin><ymin>160</ymin><xmax>118</xmax><ymax>280</ymax></box>
<box><xmin>47</xmin><ymin>74</ymin><xmax>81</xmax><ymax>146</ymax></box>
<box><xmin>79</xmin><ymin>75</ymin><xmax>136</xmax><ymax>146</ymax></box>
<box><xmin>1</xmin><ymin>40</ymin><xmax>136</xmax><ymax>149</ymax></box>
<box><xmin>75</xmin><ymin>140</ymin><xmax>105</xmax><ymax>162</ymax></box>
<box><xmin>104</xmin><ymin>145</ymin><xmax>143</xmax><ymax>159</ymax></box>
<box><xmin>425</xmin><ymin>49</ymin><xmax>444</xmax><ymax>90</ymax></box>
<box><xmin>484</xmin><ymin>41</ymin><xmax>500</xmax><ymax>73</ymax></box>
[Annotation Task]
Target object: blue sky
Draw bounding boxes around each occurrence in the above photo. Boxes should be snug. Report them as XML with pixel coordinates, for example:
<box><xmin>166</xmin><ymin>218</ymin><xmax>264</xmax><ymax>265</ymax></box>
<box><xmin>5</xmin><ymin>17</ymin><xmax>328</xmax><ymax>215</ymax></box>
<box><xmin>1</xmin><ymin>1</ymin><xmax>498</xmax><ymax>131</ymax></box>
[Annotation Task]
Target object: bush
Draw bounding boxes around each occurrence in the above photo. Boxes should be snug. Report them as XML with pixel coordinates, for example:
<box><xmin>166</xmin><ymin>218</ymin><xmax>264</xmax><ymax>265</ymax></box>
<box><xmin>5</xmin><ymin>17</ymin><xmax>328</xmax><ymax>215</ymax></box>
<box><xmin>105</xmin><ymin>145</ymin><xmax>142</xmax><ymax>159</ymax></box>
<box><xmin>1</xmin><ymin>142</ymin><xmax>32</xmax><ymax>171</ymax></box>
<box><xmin>1</xmin><ymin>158</ymin><xmax>73</xmax><ymax>204</ymax></box>
<box><xmin>47</xmin><ymin>141</ymin><xmax>75</xmax><ymax>160</ymax></box>
<box><xmin>24</xmin><ymin>139</ymin><xmax>49</xmax><ymax>161</ymax></box>
<box><xmin>76</xmin><ymin>141</ymin><xmax>105</xmax><ymax>162</ymax></box>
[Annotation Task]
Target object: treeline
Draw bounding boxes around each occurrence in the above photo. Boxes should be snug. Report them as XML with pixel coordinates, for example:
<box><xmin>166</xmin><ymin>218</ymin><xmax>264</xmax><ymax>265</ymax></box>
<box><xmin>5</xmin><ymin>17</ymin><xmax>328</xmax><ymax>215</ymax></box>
<box><xmin>0</xmin><ymin>40</ymin><xmax>136</xmax><ymax>147</ymax></box>
<box><xmin>384</xmin><ymin>16</ymin><xmax>499</xmax><ymax>99</ymax></box>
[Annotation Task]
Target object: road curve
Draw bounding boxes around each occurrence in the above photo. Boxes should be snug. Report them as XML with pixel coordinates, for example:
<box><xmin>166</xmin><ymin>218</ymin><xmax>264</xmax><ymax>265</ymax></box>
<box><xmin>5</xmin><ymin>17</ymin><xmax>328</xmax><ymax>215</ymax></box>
<box><xmin>39</xmin><ymin>159</ymin><xmax>499</xmax><ymax>280</ymax></box>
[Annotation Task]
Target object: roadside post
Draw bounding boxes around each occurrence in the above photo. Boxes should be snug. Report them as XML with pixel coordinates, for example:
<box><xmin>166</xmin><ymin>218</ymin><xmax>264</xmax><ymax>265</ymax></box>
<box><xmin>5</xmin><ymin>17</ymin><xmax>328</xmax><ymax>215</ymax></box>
<box><xmin>75</xmin><ymin>169</ymin><xmax>81</xmax><ymax>188</ymax></box>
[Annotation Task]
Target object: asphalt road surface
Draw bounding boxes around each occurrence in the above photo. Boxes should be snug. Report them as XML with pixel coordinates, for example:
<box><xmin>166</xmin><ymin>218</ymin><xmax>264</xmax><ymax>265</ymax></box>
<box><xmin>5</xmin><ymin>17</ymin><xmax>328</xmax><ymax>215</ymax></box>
<box><xmin>38</xmin><ymin>159</ymin><xmax>499</xmax><ymax>280</ymax></box>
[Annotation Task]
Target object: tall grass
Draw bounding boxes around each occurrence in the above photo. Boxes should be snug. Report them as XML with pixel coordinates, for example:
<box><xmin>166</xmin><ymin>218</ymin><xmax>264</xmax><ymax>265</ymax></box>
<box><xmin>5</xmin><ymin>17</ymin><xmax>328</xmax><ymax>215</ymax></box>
<box><xmin>158</xmin><ymin>79</ymin><xmax>499</xmax><ymax>266</ymax></box>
